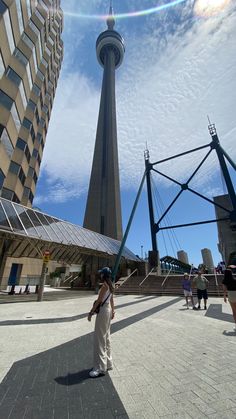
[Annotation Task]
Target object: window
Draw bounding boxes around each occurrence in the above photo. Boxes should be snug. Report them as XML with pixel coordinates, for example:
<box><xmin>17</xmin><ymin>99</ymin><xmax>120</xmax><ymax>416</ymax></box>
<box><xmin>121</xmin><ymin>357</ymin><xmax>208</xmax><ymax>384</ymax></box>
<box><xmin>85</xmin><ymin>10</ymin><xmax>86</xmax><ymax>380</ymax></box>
<box><xmin>25</xmin><ymin>0</ymin><xmax>31</xmax><ymax>18</ymax></box>
<box><xmin>28</xmin><ymin>19</ymin><xmax>40</xmax><ymax>36</ymax></box>
<box><xmin>0</xmin><ymin>0</ymin><xmax>7</xmax><ymax>14</ymax></box>
<box><xmin>32</xmin><ymin>48</ymin><xmax>38</xmax><ymax>71</ymax></box>
<box><xmin>19</xmin><ymin>167</ymin><xmax>26</xmax><ymax>185</ymax></box>
<box><xmin>41</xmin><ymin>57</ymin><xmax>48</xmax><ymax>68</ymax></box>
<box><xmin>32</xmin><ymin>83</ymin><xmax>41</xmax><ymax>96</ymax></box>
<box><xmin>0</xmin><ymin>169</ymin><xmax>5</xmax><ymax>190</ymax></box>
<box><xmin>23</xmin><ymin>186</ymin><xmax>30</xmax><ymax>198</ymax></box>
<box><xmin>29</xmin><ymin>190</ymin><xmax>34</xmax><ymax>204</ymax></box>
<box><xmin>0</xmin><ymin>52</ymin><xmax>5</xmax><ymax>78</ymax></box>
<box><xmin>28</xmin><ymin>167</ymin><xmax>34</xmax><ymax>177</ymax></box>
<box><xmin>6</xmin><ymin>67</ymin><xmax>21</xmax><ymax>86</ymax></box>
<box><xmin>0</xmin><ymin>126</ymin><xmax>14</xmax><ymax>158</ymax></box>
<box><xmin>22</xmin><ymin>117</ymin><xmax>32</xmax><ymax>130</ymax></box>
<box><xmin>3</xmin><ymin>10</ymin><xmax>15</xmax><ymax>54</ymax></box>
<box><xmin>9</xmin><ymin>161</ymin><xmax>20</xmax><ymax>175</ymax></box>
<box><xmin>28</xmin><ymin>99</ymin><xmax>36</xmax><ymax>112</ymax></box>
<box><xmin>37</xmin><ymin>70</ymin><xmax>44</xmax><ymax>81</ymax></box>
<box><xmin>33</xmin><ymin>172</ymin><xmax>38</xmax><ymax>184</ymax></box>
<box><xmin>32</xmin><ymin>149</ymin><xmax>38</xmax><ymax>158</ymax></box>
<box><xmin>48</xmin><ymin>36</ymin><xmax>54</xmax><ymax>47</ymax></box>
<box><xmin>25</xmin><ymin>144</ymin><xmax>31</xmax><ymax>162</ymax></box>
<box><xmin>45</xmin><ymin>46</ymin><xmax>51</xmax><ymax>56</ymax></box>
<box><xmin>39</xmin><ymin>118</ymin><xmax>45</xmax><ymax>128</ymax></box>
<box><xmin>37</xmin><ymin>153</ymin><xmax>41</xmax><ymax>165</ymax></box>
<box><xmin>26</xmin><ymin>63</ymin><xmax>33</xmax><ymax>89</ymax></box>
<box><xmin>14</xmin><ymin>48</ymin><xmax>28</xmax><ymax>66</ymax></box>
<box><xmin>36</xmin><ymin>132</ymin><xmax>42</xmax><ymax>144</ymax></box>
<box><xmin>30</xmin><ymin>125</ymin><xmax>35</xmax><ymax>142</ymax></box>
<box><xmin>35</xmin><ymin>9</ymin><xmax>44</xmax><ymax>24</ymax></box>
<box><xmin>0</xmin><ymin>89</ymin><xmax>13</xmax><ymax>110</ymax></box>
<box><xmin>39</xmin><ymin>0</ymin><xmax>48</xmax><ymax>13</ymax></box>
<box><xmin>11</xmin><ymin>103</ymin><xmax>21</xmax><ymax>131</ymax></box>
<box><xmin>19</xmin><ymin>82</ymin><xmax>27</xmax><ymax>109</ymax></box>
<box><xmin>42</xmin><ymin>104</ymin><xmax>48</xmax><ymax>113</ymax></box>
<box><xmin>22</xmin><ymin>33</ymin><xmax>34</xmax><ymax>50</ymax></box>
<box><xmin>35</xmin><ymin>108</ymin><xmax>39</xmax><ymax>124</ymax></box>
<box><xmin>1</xmin><ymin>187</ymin><xmax>14</xmax><ymax>201</ymax></box>
<box><xmin>16</xmin><ymin>138</ymin><xmax>26</xmax><ymax>151</ymax></box>
<box><xmin>15</xmin><ymin>0</ymin><xmax>24</xmax><ymax>34</ymax></box>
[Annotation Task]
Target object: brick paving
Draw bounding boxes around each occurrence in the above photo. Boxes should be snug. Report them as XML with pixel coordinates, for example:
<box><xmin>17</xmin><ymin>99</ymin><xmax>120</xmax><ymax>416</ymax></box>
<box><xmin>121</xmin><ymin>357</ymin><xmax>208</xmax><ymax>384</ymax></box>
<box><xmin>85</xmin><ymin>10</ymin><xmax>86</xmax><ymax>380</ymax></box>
<box><xmin>0</xmin><ymin>292</ymin><xmax>236</xmax><ymax>418</ymax></box>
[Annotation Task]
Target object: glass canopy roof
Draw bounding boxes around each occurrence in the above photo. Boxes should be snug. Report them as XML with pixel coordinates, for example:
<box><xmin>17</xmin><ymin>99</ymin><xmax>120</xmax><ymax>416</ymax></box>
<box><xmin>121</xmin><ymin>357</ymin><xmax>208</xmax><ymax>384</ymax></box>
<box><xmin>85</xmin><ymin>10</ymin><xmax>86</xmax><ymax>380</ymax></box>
<box><xmin>0</xmin><ymin>198</ymin><xmax>138</xmax><ymax>261</ymax></box>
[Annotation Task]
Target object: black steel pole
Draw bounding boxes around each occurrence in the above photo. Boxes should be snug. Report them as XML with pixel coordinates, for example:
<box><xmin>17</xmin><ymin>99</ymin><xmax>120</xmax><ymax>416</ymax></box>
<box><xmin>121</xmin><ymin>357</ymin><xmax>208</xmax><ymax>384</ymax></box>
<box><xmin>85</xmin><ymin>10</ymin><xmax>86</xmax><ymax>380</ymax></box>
<box><xmin>209</xmin><ymin>124</ymin><xmax>236</xmax><ymax>213</ymax></box>
<box><xmin>145</xmin><ymin>153</ymin><xmax>157</xmax><ymax>252</ymax></box>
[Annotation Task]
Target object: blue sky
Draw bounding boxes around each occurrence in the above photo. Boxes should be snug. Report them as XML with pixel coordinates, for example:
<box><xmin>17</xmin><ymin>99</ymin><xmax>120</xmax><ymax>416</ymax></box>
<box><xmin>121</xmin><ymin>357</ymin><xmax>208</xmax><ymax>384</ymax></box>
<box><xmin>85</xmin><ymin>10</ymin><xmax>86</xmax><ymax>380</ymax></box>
<box><xmin>35</xmin><ymin>0</ymin><xmax>236</xmax><ymax>266</ymax></box>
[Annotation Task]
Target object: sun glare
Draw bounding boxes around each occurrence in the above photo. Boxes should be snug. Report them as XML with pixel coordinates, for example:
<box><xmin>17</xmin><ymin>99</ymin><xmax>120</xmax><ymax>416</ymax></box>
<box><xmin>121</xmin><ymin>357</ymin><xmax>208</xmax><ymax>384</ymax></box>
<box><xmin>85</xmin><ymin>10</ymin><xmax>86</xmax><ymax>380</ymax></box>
<box><xmin>194</xmin><ymin>0</ymin><xmax>231</xmax><ymax>17</ymax></box>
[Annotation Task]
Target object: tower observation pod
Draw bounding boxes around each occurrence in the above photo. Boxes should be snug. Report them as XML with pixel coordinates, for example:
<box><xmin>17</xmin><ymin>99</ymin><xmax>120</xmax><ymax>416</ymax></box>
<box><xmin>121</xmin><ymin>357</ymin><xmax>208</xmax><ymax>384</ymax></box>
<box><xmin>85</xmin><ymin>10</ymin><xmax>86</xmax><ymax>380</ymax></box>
<box><xmin>83</xmin><ymin>5</ymin><xmax>125</xmax><ymax>241</ymax></box>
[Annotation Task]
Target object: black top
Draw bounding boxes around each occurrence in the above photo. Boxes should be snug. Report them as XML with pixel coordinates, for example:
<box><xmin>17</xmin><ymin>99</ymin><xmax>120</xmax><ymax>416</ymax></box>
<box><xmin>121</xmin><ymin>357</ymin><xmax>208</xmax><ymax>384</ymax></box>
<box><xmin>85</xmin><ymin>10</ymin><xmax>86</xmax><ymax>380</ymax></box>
<box><xmin>222</xmin><ymin>276</ymin><xmax>236</xmax><ymax>291</ymax></box>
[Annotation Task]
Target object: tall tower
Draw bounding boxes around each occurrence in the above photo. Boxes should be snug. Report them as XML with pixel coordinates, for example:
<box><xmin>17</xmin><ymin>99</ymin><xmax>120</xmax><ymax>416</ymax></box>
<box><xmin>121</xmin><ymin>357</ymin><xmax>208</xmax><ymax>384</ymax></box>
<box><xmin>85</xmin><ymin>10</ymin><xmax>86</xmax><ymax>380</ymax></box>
<box><xmin>83</xmin><ymin>3</ymin><xmax>124</xmax><ymax>240</ymax></box>
<box><xmin>0</xmin><ymin>0</ymin><xmax>63</xmax><ymax>206</ymax></box>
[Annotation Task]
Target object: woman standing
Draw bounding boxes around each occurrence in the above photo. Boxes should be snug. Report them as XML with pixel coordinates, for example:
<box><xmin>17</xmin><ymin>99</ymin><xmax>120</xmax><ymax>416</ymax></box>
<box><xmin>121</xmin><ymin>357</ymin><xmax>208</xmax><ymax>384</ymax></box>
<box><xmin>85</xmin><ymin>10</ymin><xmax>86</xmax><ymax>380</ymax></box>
<box><xmin>222</xmin><ymin>268</ymin><xmax>236</xmax><ymax>331</ymax></box>
<box><xmin>88</xmin><ymin>267</ymin><xmax>115</xmax><ymax>377</ymax></box>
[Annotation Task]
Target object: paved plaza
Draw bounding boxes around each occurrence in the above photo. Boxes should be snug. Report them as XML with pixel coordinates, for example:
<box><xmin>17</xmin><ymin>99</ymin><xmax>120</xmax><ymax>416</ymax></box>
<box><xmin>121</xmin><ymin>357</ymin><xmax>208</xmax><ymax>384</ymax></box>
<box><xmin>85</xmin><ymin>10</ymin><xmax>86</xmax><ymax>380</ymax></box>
<box><xmin>0</xmin><ymin>291</ymin><xmax>236</xmax><ymax>419</ymax></box>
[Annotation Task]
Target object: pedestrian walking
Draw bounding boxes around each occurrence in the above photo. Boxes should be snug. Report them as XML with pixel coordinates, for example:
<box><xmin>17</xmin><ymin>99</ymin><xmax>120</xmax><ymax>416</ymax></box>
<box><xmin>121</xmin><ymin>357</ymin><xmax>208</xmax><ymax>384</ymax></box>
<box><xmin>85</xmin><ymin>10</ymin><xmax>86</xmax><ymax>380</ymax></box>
<box><xmin>182</xmin><ymin>273</ymin><xmax>197</xmax><ymax>310</ymax></box>
<box><xmin>192</xmin><ymin>271</ymin><xmax>209</xmax><ymax>310</ymax></box>
<box><xmin>88</xmin><ymin>267</ymin><xmax>115</xmax><ymax>378</ymax></box>
<box><xmin>222</xmin><ymin>268</ymin><xmax>236</xmax><ymax>331</ymax></box>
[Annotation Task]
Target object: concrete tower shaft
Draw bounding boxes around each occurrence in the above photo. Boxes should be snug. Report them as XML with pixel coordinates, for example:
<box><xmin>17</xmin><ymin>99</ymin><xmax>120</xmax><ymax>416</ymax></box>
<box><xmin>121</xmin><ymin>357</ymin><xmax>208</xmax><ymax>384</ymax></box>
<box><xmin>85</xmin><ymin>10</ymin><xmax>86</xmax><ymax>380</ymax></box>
<box><xmin>83</xmin><ymin>9</ymin><xmax>124</xmax><ymax>240</ymax></box>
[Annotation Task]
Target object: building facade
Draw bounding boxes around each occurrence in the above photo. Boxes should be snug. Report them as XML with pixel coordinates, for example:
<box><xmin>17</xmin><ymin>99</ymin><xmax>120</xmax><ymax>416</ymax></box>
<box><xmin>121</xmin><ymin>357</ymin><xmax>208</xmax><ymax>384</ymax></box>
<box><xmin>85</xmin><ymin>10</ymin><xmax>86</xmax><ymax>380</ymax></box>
<box><xmin>83</xmin><ymin>6</ymin><xmax>124</xmax><ymax>241</ymax></box>
<box><xmin>201</xmin><ymin>248</ymin><xmax>214</xmax><ymax>273</ymax></box>
<box><xmin>177</xmin><ymin>250</ymin><xmax>189</xmax><ymax>265</ymax></box>
<box><xmin>214</xmin><ymin>194</ymin><xmax>236</xmax><ymax>265</ymax></box>
<box><xmin>0</xmin><ymin>0</ymin><xmax>63</xmax><ymax>206</ymax></box>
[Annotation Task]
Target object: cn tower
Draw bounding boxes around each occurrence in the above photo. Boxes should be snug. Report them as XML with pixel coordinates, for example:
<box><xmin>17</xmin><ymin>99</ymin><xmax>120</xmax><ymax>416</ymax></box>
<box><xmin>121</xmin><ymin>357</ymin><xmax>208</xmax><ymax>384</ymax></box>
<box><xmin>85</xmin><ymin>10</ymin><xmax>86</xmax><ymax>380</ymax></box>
<box><xmin>83</xmin><ymin>3</ymin><xmax>125</xmax><ymax>240</ymax></box>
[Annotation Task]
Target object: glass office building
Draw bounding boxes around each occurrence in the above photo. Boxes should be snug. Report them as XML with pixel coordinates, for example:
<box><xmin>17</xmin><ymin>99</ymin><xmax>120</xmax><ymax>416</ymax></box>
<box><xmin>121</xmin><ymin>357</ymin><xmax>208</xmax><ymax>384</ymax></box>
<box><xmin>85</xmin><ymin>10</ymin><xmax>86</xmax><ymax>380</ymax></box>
<box><xmin>0</xmin><ymin>0</ymin><xmax>63</xmax><ymax>206</ymax></box>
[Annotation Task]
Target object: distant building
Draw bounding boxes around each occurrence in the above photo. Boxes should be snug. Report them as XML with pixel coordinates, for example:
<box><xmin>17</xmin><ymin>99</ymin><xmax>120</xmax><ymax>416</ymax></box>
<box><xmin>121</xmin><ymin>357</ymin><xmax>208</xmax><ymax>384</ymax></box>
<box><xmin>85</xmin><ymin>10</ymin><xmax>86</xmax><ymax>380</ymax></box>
<box><xmin>214</xmin><ymin>194</ymin><xmax>236</xmax><ymax>265</ymax></box>
<box><xmin>177</xmin><ymin>250</ymin><xmax>189</xmax><ymax>265</ymax></box>
<box><xmin>201</xmin><ymin>248</ymin><xmax>214</xmax><ymax>273</ymax></box>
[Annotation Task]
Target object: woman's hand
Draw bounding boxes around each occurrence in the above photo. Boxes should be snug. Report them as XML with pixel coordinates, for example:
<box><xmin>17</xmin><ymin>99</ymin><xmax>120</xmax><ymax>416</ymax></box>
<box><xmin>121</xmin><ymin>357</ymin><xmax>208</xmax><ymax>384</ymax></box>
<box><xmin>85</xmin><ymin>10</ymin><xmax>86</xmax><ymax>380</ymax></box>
<box><xmin>224</xmin><ymin>295</ymin><xmax>227</xmax><ymax>303</ymax></box>
<box><xmin>111</xmin><ymin>311</ymin><xmax>115</xmax><ymax>320</ymax></box>
<box><xmin>87</xmin><ymin>312</ymin><xmax>92</xmax><ymax>321</ymax></box>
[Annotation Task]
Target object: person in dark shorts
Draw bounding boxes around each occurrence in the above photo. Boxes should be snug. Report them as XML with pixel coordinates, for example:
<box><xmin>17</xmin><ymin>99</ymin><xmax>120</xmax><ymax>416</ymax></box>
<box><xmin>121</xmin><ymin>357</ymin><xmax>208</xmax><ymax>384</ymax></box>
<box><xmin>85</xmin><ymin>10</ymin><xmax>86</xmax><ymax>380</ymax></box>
<box><xmin>222</xmin><ymin>268</ymin><xmax>236</xmax><ymax>331</ymax></box>
<box><xmin>192</xmin><ymin>272</ymin><xmax>209</xmax><ymax>310</ymax></box>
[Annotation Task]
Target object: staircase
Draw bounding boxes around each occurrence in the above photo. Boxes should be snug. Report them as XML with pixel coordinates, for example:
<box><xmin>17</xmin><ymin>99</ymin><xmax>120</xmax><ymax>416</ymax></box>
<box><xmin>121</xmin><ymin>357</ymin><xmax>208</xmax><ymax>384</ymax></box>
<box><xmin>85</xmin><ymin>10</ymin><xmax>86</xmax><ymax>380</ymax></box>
<box><xmin>115</xmin><ymin>274</ymin><xmax>224</xmax><ymax>296</ymax></box>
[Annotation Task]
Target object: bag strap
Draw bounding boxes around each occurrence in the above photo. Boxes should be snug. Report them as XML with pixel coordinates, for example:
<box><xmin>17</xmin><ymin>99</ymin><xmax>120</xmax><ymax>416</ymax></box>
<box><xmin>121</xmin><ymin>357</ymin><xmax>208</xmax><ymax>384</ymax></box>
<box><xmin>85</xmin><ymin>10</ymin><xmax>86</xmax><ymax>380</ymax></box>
<box><xmin>101</xmin><ymin>293</ymin><xmax>110</xmax><ymax>307</ymax></box>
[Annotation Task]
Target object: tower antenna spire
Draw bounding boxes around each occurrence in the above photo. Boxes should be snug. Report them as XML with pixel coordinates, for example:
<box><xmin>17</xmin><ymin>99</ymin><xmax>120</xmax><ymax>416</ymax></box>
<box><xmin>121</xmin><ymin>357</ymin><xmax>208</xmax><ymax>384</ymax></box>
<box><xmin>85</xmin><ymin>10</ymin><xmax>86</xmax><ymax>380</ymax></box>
<box><xmin>107</xmin><ymin>0</ymin><xmax>115</xmax><ymax>29</ymax></box>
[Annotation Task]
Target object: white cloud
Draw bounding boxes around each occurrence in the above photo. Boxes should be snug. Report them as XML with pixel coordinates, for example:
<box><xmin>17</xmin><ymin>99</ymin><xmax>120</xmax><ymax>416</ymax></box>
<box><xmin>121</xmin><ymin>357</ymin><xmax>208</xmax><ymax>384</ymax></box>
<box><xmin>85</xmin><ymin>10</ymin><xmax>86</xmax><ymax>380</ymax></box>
<box><xmin>37</xmin><ymin>1</ymin><xmax>236</xmax><ymax>204</ymax></box>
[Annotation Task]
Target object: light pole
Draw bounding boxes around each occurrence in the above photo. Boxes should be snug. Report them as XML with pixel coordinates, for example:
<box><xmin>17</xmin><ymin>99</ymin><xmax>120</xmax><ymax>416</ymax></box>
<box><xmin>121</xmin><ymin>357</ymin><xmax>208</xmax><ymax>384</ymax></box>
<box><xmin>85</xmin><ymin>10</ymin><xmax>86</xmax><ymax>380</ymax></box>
<box><xmin>141</xmin><ymin>245</ymin><xmax>143</xmax><ymax>260</ymax></box>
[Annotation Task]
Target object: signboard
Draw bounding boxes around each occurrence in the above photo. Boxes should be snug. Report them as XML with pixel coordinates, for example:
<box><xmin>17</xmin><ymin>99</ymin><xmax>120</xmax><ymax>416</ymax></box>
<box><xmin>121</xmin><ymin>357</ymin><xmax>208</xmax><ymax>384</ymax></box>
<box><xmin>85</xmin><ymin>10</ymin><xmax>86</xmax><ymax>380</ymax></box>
<box><xmin>43</xmin><ymin>250</ymin><xmax>50</xmax><ymax>263</ymax></box>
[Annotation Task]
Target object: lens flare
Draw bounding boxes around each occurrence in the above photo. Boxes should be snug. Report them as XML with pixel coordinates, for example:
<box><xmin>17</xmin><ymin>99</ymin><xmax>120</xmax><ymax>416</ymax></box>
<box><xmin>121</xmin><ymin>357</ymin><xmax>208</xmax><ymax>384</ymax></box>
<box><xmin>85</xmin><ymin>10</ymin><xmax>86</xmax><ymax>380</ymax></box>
<box><xmin>194</xmin><ymin>0</ymin><xmax>231</xmax><ymax>17</ymax></box>
<box><xmin>64</xmin><ymin>0</ymin><xmax>187</xmax><ymax>21</ymax></box>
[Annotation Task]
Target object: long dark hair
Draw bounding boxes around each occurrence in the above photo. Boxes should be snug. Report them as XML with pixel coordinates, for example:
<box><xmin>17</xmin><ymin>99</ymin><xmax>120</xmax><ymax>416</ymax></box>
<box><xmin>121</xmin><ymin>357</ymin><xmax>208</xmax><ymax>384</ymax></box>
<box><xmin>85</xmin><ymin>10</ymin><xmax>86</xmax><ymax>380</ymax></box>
<box><xmin>103</xmin><ymin>276</ymin><xmax>114</xmax><ymax>294</ymax></box>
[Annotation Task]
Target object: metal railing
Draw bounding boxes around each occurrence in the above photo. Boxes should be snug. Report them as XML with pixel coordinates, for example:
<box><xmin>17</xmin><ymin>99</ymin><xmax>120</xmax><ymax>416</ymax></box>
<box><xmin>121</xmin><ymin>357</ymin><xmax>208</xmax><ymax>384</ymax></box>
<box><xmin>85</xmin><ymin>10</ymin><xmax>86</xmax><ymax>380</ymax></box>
<box><xmin>115</xmin><ymin>268</ymin><xmax>138</xmax><ymax>289</ymax></box>
<box><xmin>161</xmin><ymin>266</ymin><xmax>173</xmax><ymax>287</ymax></box>
<box><xmin>139</xmin><ymin>268</ymin><xmax>155</xmax><ymax>287</ymax></box>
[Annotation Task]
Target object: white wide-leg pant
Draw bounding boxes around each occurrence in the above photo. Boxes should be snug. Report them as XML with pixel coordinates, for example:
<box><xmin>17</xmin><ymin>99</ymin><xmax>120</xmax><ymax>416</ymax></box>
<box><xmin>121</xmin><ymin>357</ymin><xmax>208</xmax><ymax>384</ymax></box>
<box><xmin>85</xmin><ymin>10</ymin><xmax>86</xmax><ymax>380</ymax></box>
<box><xmin>93</xmin><ymin>303</ymin><xmax>112</xmax><ymax>372</ymax></box>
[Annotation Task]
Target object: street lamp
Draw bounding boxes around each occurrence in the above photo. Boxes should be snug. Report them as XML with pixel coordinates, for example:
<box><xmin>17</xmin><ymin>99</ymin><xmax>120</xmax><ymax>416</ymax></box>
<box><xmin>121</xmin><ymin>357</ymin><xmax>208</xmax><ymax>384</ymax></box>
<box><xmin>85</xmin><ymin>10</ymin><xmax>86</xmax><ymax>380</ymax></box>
<box><xmin>141</xmin><ymin>245</ymin><xmax>143</xmax><ymax>259</ymax></box>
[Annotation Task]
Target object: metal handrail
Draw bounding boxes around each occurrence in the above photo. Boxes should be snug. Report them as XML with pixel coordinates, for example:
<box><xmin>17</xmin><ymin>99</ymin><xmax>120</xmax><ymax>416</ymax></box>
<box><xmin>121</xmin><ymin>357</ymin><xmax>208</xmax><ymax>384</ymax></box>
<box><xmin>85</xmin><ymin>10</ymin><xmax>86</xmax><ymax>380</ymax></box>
<box><xmin>116</xmin><ymin>268</ymin><xmax>138</xmax><ymax>288</ymax></box>
<box><xmin>62</xmin><ymin>274</ymin><xmax>74</xmax><ymax>283</ymax></box>
<box><xmin>161</xmin><ymin>266</ymin><xmax>173</xmax><ymax>287</ymax></box>
<box><xmin>213</xmin><ymin>268</ymin><xmax>219</xmax><ymax>287</ymax></box>
<box><xmin>139</xmin><ymin>268</ymin><xmax>155</xmax><ymax>287</ymax></box>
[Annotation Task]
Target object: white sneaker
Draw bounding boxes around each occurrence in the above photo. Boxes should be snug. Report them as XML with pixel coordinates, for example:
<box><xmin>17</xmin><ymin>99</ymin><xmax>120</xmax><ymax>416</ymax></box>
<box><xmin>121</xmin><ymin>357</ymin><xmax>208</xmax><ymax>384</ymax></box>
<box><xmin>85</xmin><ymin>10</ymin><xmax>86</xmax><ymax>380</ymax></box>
<box><xmin>89</xmin><ymin>369</ymin><xmax>105</xmax><ymax>378</ymax></box>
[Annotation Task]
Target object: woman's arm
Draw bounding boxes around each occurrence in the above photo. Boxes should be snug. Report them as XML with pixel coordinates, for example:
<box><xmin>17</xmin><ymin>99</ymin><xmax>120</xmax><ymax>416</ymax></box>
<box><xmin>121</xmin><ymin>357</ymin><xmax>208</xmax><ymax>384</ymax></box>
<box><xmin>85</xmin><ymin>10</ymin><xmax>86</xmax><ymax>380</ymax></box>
<box><xmin>110</xmin><ymin>295</ymin><xmax>115</xmax><ymax>319</ymax></box>
<box><xmin>87</xmin><ymin>284</ymin><xmax>108</xmax><ymax>321</ymax></box>
<box><xmin>222</xmin><ymin>284</ymin><xmax>227</xmax><ymax>303</ymax></box>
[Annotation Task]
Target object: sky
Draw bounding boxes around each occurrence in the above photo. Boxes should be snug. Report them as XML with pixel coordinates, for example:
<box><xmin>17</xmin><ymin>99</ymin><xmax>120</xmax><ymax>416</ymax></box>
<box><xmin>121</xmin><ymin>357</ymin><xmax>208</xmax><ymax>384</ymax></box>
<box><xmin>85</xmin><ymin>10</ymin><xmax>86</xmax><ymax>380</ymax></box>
<box><xmin>34</xmin><ymin>0</ymin><xmax>236</xmax><ymax>267</ymax></box>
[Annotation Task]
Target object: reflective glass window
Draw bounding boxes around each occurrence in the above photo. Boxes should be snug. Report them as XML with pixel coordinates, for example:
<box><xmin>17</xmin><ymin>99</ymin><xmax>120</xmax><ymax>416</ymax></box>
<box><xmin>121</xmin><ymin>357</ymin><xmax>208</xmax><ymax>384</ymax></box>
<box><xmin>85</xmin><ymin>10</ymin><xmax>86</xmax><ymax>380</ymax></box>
<box><xmin>1</xmin><ymin>199</ymin><xmax>25</xmax><ymax>233</ymax></box>
<box><xmin>19</xmin><ymin>82</ymin><xmax>27</xmax><ymax>109</ymax></box>
<box><xmin>28</xmin><ymin>19</ymin><xmax>40</xmax><ymax>36</ymax></box>
<box><xmin>1</xmin><ymin>188</ymin><xmax>13</xmax><ymax>200</ymax></box>
<box><xmin>14</xmin><ymin>204</ymin><xmax>38</xmax><ymax>236</ymax></box>
<box><xmin>28</xmin><ymin>99</ymin><xmax>36</xmax><ymax>112</ymax></box>
<box><xmin>26</xmin><ymin>63</ymin><xmax>33</xmax><ymax>89</ymax></box>
<box><xmin>29</xmin><ymin>190</ymin><xmax>34</xmax><ymax>203</ymax></box>
<box><xmin>39</xmin><ymin>0</ymin><xmax>48</xmax><ymax>13</ymax></box>
<box><xmin>15</xmin><ymin>0</ymin><xmax>24</xmax><ymax>34</ymax></box>
<box><xmin>32</xmin><ymin>149</ymin><xmax>38</xmax><ymax>158</ymax></box>
<box><xmin>37</xmin><ymin>70</ymin><xmax>44</xmax><ymax>81</ymax></box>
<box><xmin>0</xmin><ymin>201</ymin><xmax>11</xmax><ymax>230</ymax></box>
<box><xmin>0</xmin><ymin>52</ymin><xmax>5</xmax><ymax>79</ymax></box>
<box><xmin>22</xmin><ymin>117</ymin><xmax>32</xmax><ymax>130</ymax></box>
<box><xmin>39</xmin><ymin>118</ymin><xmax>45</xmax><ymax>127</ymax></box>
<box><xmin>36</xmin><ymin>212</ymin><xmax>58</xmax><ymax>241</ymax></box>
<box><xmin>0</xmin><ymin>0</ymin><xmax>7</xmax><ymax>14</ymax></box>
<box><xmin>0</xmin><ymin>89</ymin><xmax>13</xmax><ymax>110</ymax></box>
<box><xmin>35</xmin><ymin>9</ymin><xmax>44</xmax><ymax>24</ymax></box>
<box><xmin>9</xmin><ymin>161</ymin><xmax>20</xmax><ymax>175</ymax></box>
<box><xmin>19</xmin><ymin>167</ymin><xmax>26</xmax><ymax>185</ymax></box>
<box><xmin>25</xmin><ymin>0</ymin><xmax>31</xmax><ymax>18</ymax></box>
<box><xmin>26</xmin><ymin>209</ymin><xmax>51</xmax><ymax>239</ymax></box>
<box><xmin>30</xmin><ymin>125</ymin><xmax>35</xmax><ymax>142</ymax></box>
<box><xmin>16</xmin><ymin>137</ymin><xmax>26</xmax><ymax>151</ymax></box>
<box><xmin>0</xmin><ymin>128</ymin><xmax>14</xmax><ymax>158</ymax></box>
<box><xmin>32</xmin><ymin>83</ymin><xmax>40</xmax><ymax>96</ymax></box>
<box><xmin>38</xmin><ymin>36</ymin><xmax>42</xmax><ymax>60</ymax></box>
<box><xmin>22</xmin><ymin>33</ymin><xmax>34</xmax><ymax>50</ymax></box>
<box><xmin>0</xmin><ymin>169</ymin><xmax>5</xmax><ymax>190</ymax></box>
<box><xmin>6</xmin><ymin>67</ymin><xmax>21</xmax><ymax>86</ymax></box>
<box><xmin>28</xmin><ymin>167</ymin><xmax>34</xmax><ymax>177</ymax></box>
<box><xmin>41</xmin><ymin>57</ymin><xmax>48</xmax><ymax>68</ymax></box>
<box><xmin>45</xmin><ymin>46</ymin><xmax>51</xmax><ymax>56</ymax></box>
<box><xmin>14</xmin><ymin>48</ymin><xmax>28</xmax><ymax>66</ymax></box>
<box><xmin>32</xmin><ymin>48</ymin><xmax>38</xmax><ymax>71</ymax></box>
<box><xmin>3</xmin><ymin>10</ymin><xmax>15</xmax><ymax>54</ymax></box>
<box><xmin>11</xmin><ymin>103</ymin><xmax>21</xmax><ymax>131</ymax></box>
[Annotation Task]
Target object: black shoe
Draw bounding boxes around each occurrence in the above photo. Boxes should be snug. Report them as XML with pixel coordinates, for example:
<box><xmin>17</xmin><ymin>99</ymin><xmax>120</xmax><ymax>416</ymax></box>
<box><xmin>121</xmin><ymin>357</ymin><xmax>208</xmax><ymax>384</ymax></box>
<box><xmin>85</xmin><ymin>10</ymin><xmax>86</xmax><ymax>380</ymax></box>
<box><xmin>204</xmin><ymin>306</ymin><xmax>207</xmax><ymax>310</ymax></box>
<box><xmin>197</xmin><ymin>306</ymin><xmax>201</xmax><ymax>310</ymax></box>
<box><xmin>193</xmin><ymin>306</ymin><xmax>198</xmax><ymax>310</ymax></box>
